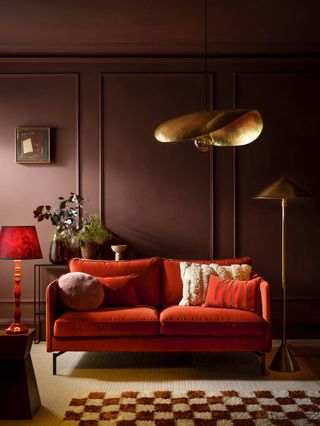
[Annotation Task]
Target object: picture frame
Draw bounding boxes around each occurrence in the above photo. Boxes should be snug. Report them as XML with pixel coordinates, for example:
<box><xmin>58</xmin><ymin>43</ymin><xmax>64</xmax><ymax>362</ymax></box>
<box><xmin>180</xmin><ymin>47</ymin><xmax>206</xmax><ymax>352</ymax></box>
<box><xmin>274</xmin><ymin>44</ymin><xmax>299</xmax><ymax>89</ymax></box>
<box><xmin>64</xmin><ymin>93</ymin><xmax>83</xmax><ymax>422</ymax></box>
<box><xmin>16</xmin><ymin>127</ymin><xmax>51</xmax><ymax>164</ymax></box>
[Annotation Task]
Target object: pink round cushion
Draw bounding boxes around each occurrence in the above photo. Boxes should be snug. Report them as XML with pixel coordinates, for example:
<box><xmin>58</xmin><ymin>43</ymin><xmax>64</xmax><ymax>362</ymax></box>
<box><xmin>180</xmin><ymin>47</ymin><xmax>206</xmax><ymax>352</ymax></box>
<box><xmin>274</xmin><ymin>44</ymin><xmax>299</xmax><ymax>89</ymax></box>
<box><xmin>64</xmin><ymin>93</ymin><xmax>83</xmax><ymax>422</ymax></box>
<box><xmin>58</xmin><ymin>272</ymin><xmax>105</xmax><ymax>311</ymax></box>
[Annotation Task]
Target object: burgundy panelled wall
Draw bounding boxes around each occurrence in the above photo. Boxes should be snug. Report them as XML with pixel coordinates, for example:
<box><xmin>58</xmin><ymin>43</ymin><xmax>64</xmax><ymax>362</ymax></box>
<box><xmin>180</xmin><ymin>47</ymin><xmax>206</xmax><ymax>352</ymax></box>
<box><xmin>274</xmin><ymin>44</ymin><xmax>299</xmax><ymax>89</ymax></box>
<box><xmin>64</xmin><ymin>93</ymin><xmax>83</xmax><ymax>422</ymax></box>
<box><xmin>0</xmin><ymin>0</ymin><xmax>319</xmax><ymax>337</ymax></box>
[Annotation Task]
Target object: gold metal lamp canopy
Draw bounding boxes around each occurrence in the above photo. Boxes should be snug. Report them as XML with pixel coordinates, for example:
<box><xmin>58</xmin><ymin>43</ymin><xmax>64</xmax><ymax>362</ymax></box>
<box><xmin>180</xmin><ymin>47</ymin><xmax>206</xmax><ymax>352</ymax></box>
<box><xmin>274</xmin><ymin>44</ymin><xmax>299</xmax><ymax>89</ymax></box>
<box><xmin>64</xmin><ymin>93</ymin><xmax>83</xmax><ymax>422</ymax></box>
<box><xmin>254</xmin><ymin>176</ymin><xmax>311</xmax><ymax>200</ymax></box>
<box><xmin>254</xmin><ymin>176</ymin><xmax>311</xmax><ymax>372</ymax></box>
<box><xmin>154</xmin><ymin>109</ymin><xmax>263</xmax><ymax>151</ymax></box>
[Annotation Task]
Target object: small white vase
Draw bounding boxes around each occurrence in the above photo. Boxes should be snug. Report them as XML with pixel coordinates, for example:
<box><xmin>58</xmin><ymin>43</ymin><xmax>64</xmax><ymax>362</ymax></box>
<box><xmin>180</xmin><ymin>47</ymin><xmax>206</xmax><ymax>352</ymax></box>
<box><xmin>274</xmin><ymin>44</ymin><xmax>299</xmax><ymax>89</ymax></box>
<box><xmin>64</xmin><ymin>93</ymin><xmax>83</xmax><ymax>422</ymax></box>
<box><xmin>111</xmin><ymin>244</ymin><xmax>127</xmax><ymax>261</ymax></box>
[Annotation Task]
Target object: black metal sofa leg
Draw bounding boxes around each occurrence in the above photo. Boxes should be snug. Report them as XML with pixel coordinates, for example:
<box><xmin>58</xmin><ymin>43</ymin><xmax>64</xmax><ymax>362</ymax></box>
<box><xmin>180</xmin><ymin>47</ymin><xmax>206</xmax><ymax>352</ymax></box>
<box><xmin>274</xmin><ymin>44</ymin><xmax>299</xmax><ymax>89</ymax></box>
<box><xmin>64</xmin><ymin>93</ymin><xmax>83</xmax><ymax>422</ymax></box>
<box><xmin>53</xmin><ymin>351</ymin><xmax>65</xmax><ymax>375</ymax></box>
<box><xmin>255</xmin><ymin>352</ymin><xmax>266</xmax><ymax>375</ymax></box>
<box><xmin>260</xmin><ymin>352</ymin><xmax>266</xmax><ymax>375</ymax></box>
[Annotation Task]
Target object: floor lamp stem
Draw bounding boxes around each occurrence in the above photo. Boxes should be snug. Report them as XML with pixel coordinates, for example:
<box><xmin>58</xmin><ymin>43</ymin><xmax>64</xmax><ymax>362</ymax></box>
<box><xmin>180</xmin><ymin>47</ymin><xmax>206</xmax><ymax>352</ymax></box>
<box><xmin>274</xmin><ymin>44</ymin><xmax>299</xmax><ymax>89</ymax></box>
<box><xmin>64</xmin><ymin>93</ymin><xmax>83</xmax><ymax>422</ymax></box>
<box><xmin>270</xmin><ymin>197</ymin><xmax>299</xmax><ymax>371</ymax></box>
<box><xmin>282</xmin><ymin>198</ymin><xmax>286</xmax><ymax>344</ymax></box>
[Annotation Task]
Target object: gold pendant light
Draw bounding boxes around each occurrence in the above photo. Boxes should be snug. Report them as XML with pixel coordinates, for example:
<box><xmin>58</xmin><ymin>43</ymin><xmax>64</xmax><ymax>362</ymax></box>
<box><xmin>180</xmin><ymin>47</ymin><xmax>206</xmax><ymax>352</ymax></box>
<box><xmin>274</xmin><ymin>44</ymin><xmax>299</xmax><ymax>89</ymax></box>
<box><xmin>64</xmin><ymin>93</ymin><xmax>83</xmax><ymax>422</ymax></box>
<box><xmin>154</xmin><ymin>0</ymin><xmax>263</xmax><ymax>150</ymax></box>
<box><xmin>154</xmin><ymin>109</ymin><xmax>263</xmax><ymax>150</ymax></box>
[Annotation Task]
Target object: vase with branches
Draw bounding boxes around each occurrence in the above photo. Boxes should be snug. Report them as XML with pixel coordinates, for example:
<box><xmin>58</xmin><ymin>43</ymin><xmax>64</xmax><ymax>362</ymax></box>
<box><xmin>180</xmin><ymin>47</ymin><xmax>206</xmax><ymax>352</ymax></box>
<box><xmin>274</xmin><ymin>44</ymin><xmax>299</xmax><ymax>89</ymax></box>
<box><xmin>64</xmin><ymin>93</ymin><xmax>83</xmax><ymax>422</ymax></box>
<box><xmin>33</xmin><ymin>193</ymin><xmax>85</xmax><ymax>263</ymax></box>
<box><xmin>33</xmin><ymin>193</ymin><xmax>111</xmax><ymax>262</ymax></box>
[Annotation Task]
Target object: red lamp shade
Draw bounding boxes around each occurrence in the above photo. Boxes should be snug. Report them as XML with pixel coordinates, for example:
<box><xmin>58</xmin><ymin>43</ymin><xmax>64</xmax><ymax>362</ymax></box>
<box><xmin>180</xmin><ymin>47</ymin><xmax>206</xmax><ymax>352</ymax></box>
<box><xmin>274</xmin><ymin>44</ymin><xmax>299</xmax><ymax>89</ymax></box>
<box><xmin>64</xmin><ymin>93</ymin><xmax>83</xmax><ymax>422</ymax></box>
<box><xmin>0</xmin><ymin>226</ymin><xmax>42</xmax><ymax>260</ymax></box>
<box><xmin>0</xmin><ymin>226</ymin><xmax>42</xmax><ymax>334</ymax></box>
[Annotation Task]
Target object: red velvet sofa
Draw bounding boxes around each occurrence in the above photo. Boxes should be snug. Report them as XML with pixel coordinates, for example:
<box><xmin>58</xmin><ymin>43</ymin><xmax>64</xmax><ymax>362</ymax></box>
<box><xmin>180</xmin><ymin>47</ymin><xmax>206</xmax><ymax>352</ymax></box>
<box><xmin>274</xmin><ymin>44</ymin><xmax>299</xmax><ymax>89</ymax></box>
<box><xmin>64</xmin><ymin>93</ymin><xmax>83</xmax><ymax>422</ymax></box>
<box><xmin>46</xmin><ymin>256</ymin><xmax>271</xmax><ymax>375</ymax></box>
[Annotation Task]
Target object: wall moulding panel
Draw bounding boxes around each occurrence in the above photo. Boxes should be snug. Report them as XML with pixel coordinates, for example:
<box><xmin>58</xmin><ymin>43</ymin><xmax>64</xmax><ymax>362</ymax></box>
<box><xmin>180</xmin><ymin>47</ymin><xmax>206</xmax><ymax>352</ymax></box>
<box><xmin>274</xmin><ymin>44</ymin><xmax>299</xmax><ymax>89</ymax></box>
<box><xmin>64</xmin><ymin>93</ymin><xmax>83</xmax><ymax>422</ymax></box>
<box><xmin>0</xmin><ymin>72</ymin><xmax>79</xmax><ymax>322</ymax></box>
<box><xmin>232</xmin><ymin>69</ymin><xmax>320</xmax><ymax>300</ymax></box>
<box><xmin>0</xmin><ymin>72</ymin><xmax>80</xmax><ymax>193</ymax></box>
<box><xmin>100</xmin><ymin>71</ymin><xmax>212</xmax><ymax>259</ymax></box>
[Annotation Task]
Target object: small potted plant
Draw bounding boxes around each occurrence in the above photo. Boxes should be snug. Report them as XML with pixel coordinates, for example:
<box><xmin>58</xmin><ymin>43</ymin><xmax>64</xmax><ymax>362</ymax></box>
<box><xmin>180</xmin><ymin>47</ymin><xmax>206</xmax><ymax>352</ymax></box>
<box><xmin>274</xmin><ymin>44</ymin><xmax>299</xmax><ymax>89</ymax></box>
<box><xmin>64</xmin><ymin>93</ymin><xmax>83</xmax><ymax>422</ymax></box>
<box><xmin>77</xmin><ymin>213</ymin><xmax>111</xmax><ymax>259</ymax></box>
<box><xmin>33</xmin><ymin>193</ymin><xmax>85</xmax><ymax>263</ymax></box>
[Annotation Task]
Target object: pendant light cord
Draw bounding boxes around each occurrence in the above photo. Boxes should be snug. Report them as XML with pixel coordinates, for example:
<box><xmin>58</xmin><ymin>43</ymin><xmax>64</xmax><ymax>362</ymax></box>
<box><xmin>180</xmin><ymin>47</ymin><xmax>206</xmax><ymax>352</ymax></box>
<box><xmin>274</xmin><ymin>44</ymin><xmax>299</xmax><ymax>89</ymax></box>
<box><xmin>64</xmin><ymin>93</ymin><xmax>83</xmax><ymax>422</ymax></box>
<box><xmin>204</xmin><ymin>0</ymin><xmax>208</xmax><ymax>110</ymax></box>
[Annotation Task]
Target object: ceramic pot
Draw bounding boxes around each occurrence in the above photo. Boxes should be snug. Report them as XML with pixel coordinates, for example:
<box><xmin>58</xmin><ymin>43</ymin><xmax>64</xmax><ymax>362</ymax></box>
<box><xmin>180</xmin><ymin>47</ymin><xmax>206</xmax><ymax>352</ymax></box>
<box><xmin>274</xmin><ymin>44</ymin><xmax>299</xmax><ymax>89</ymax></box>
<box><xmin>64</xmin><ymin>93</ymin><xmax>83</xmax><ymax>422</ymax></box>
<box><xmin>80</xmin><ymin>241</ymin><xmax>98</xmax><ymax>259</ymax></box>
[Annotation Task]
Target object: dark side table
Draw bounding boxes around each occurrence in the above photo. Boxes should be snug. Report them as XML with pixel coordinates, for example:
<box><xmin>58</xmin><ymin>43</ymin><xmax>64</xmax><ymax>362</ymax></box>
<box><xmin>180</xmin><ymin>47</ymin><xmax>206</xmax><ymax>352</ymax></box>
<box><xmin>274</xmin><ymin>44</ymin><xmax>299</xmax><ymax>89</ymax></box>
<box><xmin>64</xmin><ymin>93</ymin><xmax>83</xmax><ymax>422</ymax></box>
<box><xmin>0</xmin><ymin>329</ymin><xmax>41</xmax><ymax>419</ymax></box>
<box><xmin>34</xmin><ymin>263</ymin><xmax>68</xmax><ymax>342</ymax></box>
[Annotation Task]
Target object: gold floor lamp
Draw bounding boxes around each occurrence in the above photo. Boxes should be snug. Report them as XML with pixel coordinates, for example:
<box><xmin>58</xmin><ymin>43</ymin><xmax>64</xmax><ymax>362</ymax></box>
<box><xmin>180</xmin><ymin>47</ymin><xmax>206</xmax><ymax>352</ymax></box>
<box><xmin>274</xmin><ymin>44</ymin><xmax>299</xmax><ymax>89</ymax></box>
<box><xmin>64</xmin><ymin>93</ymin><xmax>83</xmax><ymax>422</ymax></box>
<box><xmin>254</xmin><ymin>176</ymin><xmax>311</xmax><ymax>372</ymax></box>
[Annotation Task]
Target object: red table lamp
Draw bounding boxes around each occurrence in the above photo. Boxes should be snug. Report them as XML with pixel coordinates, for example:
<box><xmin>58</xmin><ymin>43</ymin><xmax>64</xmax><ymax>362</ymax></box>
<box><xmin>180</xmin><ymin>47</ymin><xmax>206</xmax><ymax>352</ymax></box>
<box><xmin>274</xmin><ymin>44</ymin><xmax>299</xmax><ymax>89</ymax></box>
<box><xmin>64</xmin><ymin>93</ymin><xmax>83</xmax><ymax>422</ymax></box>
<box><xmin>0</xmin><ymin>226</ymin><xmax>42</xmax><ymax>334</ymax></box>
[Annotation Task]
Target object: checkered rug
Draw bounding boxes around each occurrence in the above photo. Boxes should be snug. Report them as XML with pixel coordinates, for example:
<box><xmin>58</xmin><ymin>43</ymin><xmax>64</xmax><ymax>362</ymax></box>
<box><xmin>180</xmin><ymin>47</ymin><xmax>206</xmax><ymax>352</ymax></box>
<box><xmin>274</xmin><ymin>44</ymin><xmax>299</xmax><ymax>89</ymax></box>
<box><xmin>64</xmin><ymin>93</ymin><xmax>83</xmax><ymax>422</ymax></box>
<box><xmin>63</xmin><ymin>390</ymin><xmax>320</xmax><ymax>425</ymax></box>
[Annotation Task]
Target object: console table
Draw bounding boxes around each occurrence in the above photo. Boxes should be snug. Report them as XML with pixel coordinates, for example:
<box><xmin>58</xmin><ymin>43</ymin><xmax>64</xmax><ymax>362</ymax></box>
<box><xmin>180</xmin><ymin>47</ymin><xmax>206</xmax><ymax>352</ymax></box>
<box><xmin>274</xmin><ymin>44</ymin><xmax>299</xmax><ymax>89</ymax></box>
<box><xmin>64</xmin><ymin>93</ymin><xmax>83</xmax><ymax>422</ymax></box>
<box><xmin>0</xmin><ymin>329</ymin><xmax>41</xmax><ymax>419</ymax></box>
<box><xmin>34</xmin><ymin>263</ymin><xmax>68</xmax><ymax>343</ymax></box>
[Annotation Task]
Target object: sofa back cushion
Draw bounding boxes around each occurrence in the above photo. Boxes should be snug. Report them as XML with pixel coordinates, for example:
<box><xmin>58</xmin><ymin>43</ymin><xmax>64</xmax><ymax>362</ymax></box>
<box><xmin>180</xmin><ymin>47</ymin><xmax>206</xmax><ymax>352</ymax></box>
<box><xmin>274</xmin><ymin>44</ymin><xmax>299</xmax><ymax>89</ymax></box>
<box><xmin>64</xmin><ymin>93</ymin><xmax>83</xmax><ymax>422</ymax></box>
<box><xmin>161</xmin><ymin>257</ymin><xmax>252</xmax><ymax>308</ymax></box>
<box><xmin>69</xmin><ymin>257</ymin><xmax>161</xmax><ymax>307</ymax></box>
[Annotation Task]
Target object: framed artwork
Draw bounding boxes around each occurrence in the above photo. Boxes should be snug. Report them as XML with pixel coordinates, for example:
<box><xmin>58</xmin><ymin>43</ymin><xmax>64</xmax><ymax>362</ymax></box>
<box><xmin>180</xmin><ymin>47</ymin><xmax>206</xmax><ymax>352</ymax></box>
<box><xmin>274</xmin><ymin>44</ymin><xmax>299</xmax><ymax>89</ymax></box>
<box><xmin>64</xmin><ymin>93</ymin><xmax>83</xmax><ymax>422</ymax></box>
<box><xmin>16</xmin><ymin>127</ymin><xmax>51</xmax><ymax>164</ymax></box>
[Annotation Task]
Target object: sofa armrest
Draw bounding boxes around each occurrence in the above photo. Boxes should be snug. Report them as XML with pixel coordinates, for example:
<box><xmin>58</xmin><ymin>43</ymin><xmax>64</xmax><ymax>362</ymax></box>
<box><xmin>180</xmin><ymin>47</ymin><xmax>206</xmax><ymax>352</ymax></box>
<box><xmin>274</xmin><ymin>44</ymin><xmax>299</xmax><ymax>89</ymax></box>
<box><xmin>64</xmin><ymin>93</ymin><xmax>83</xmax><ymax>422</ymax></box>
<box><xmin>260</xmin><ymin>280</ymin><xmax>271</xmax><ymax>323</ymax></box>
<box><xmin>46</xmin><ymin>279</ymin><xmax>59</xmax><ymax>352</ymax></box>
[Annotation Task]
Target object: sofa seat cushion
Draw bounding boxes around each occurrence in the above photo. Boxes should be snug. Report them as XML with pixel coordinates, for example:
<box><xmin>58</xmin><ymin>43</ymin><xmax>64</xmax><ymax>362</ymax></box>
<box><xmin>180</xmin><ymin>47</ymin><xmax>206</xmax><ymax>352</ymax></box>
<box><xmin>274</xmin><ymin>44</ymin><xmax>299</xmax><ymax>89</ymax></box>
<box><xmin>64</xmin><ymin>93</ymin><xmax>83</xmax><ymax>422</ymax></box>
<box><xmin>54</xmin><ymin>305</ymin><xmax>160</xmax><ymax>337</ymax></box>
<box><xmin>160</xmin><ymin>306</ymin><xmax>265</xmax><ymax>337</ymax></box>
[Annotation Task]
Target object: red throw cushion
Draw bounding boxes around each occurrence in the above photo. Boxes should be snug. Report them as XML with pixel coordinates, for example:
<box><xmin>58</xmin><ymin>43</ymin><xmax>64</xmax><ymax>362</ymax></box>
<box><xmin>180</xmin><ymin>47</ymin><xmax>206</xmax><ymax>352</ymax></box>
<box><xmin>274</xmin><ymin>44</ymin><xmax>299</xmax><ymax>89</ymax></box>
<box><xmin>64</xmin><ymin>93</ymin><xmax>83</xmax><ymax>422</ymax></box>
<box><xmin>203</xmin><ymin>275</ymin><xmax>262</xmax><ymax>313</ymax></box>
<box><xmin>96</xmin><ymin>274</ymin><xmax>138</xmax><ymax>306</ymax></box>
<box><xmin>161</xmin><ymin>257</ymin><xmax>253</xmax><ymax>308</ymax></box>
<box><xmin>69</xmin><ymin>257</ymin><xmax>161</xmax><ymax>307</ymax></box>
<box><xmin>58</xmin><ymin>272</ymin><xmax>105</xmax><ymax>311</ymax></box>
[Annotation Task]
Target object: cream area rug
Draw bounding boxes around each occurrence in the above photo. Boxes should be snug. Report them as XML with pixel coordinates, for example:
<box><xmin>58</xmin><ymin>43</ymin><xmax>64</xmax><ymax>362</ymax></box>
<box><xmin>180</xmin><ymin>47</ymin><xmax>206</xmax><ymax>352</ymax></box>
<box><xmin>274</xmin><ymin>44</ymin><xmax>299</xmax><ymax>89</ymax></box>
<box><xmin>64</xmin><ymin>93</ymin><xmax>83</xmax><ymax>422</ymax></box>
<box><xmin>64</xmin><ymin>389</ymin><xmax>320</xmax><ymax>425</ymax></box>
<box><xmin>0</xmin><ymin>341</ymin><xmax>319</xmax><ymax>426</ymax></box>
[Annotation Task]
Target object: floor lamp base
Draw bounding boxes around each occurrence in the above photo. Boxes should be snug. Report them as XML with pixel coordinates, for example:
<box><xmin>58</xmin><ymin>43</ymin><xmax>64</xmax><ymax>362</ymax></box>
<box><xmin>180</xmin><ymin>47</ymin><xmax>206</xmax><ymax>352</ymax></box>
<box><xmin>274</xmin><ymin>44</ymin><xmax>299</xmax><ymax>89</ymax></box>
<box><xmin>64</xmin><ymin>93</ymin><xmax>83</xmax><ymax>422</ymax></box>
<box><xmin>269</xmin><ymin>342</ymin><xmax>300</xmax><ymax>372</ymax></box>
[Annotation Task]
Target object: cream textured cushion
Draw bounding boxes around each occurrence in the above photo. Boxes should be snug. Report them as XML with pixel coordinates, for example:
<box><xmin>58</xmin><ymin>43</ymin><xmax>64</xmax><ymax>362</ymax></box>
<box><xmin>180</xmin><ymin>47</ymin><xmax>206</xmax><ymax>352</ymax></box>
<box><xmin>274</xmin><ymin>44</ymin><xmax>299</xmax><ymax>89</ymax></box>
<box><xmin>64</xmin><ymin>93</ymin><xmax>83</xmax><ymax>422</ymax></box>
<box><xmin>212</xmin><ymin>263</ymin><xmax>252</xmax><ymax>281</ymax></box>
<box><xmin>179</xmin><ymin>262</ymin><xmax>252</xmax><ymax>306</ymax></box>
<box><xmin>179</xmin><ymin>263</ymin><xmax>218</xmax><ymax>306</ymax></box>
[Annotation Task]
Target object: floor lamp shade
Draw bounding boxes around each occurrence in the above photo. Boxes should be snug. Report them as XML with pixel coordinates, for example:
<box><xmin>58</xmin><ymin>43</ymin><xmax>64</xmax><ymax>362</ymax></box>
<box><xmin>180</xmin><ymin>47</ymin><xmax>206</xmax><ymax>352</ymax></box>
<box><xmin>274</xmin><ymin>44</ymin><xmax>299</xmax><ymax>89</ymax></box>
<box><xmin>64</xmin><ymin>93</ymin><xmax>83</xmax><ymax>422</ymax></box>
<box><xmin>0</xmin><ymin>226</ymin><xmax>42</xmax><ymax>333</ymax></box>
<box><xmin>254</xmin><ymin>176</ymin><xmax>311</xmax><ymax>200</ymax></box>
<box><xmin>254</xmin><ymin>177</ymin><xmax>311</xmax><ymax>372</ymax></box>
